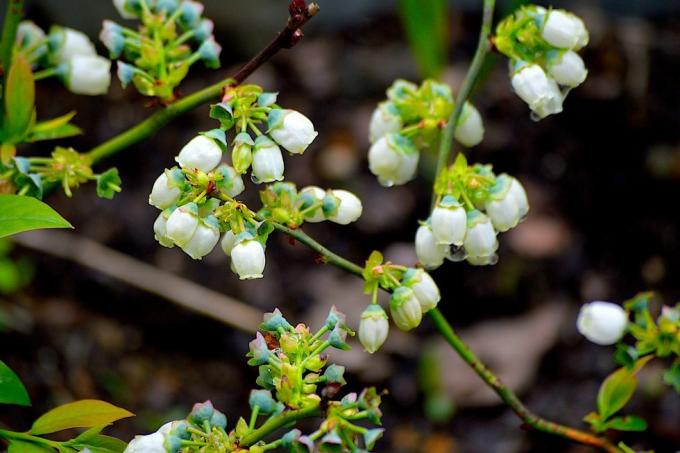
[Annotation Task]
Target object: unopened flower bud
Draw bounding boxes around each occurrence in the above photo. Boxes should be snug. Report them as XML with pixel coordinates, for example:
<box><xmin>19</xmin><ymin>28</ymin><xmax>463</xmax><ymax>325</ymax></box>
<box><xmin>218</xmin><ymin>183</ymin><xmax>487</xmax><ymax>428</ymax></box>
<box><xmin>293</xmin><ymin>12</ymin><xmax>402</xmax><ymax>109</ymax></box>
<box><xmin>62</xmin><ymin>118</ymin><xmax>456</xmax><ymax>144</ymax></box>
<box><xmin>49</xmin><ymin>27</ymin><xmax>96</xmax><ymax>64</ymax></box>
<box><xmin>165</xmin><ymin>203</ymin><xmax>199</xmax><ymax>247</ymax></box>
<box><xmin>181</xmin><ymin>216</ymin><xmax>220</xmax><ymax>260</ymax></box>
<box><xmin>463</xmin><ymin>210</ymin><xmax>498</xmax><ymax>265</ymax></box>
<box><xmin>178</xmin><ymin>0</ymin><xmax>205</xmax><ymax>29</ymax></box>
<box><xmin>176</xmin><ymin>135</ymin><xmax>223</xmax><ymax>173</ymax></box>
<box><xmin>231</xmin><ymin>234</ymin><xmax>266</xmax><ymax>280</ymax></box>
<box><xmin>358</xmin><ymin>304</ymin><xmax>389</xmax><ymax>353</ymax></box>
<box><xmin>189</xmin><ymin>401</ymin><xmax>215</xmax><ymax>424</ymax></box>
<box><xmin>249</xmin><ymin>390</ymin><xmax>277</xmax><ymax>414</ymax></box>
<box><xmin>215</xmin><ymin>164</ymin><xmax>244</xmax><ymax>197</ymax></box>
<box><xmin>431</xmin><ymin>195</ymin><xmax>466</xmax><ymax>246</ymax></box>
<box><xmin>576</xmin><ymin>301</ymin><xmax>628</xmax><ymax>345</ymax></box>
<box><xmin>299</xmin><ymin>186</ymin><xmax>326</xmax><ymax>223</ymax></box>
<box><xmin>252</xmin><ymin>136</ymin><xmax>284</xmax><ymax>183</ymax></box>
<box><xmin>268</xmin><ymin>109</ymin><xmax>318</xmax><ymax>155</ymax></box>
<box><xmin>153</xmin><ymin>213</ymin><xmax>175</xmax><ymax>248</ymax></box>
<box><xmin>116</xmin><ymin>61</ymin><xmax>136</xmax><ymax>88</ymax></box>
<box><xmin>402</xmin><ymin>268</ymin><xmax>440</xmax><ymax>313</ymax></box>
<box><xmin>17</xmin><ymin>21</ymin><xmax>46</xmax><ymax>58</ymax></box>
<box><xmin>65</xmin><ymin>55</ymin><xmax>111</xmax><ymax>96</ymax></box>
<box><xmin>511</xmin><ymin>63</ymin><xmax>563</xmax><ymax>119</ymax></box>
<box><xmin>197</xmin><ymin>37</ymin><xmax>221</xmax><ymax>69</ymax></box>
<box><xmin>485</xmin><ymin>175</ymin><xmax>521</xmax><ymax>232</ymax></box>
<box><xmin>193</xmin><ymin>19</ymin><xmax>214</xmax><ymax>42</ymax></box>
<box><xmin>415</xmin><ymin>224</ymin><xmax>448</xmax><ymax>270</ymax></box>
<box><xmin>541</xmin><ymin>10</ymin><xmax>588</xmax><ymax>50</ymax></box>
<box><xmin>454</xmin><ymin>102</ymin><xmax>485</xmax><ymax>147</ymax></box>
<box><xmin>232</xmin><ymin>133</ymin><xmax>254</xmax><ymax>174</ymax></box>
<box><xmin>389</xmin><ymin>286</ymin><xmax>423</xmax><ymax>331</ymax></box>
<box><xmin>368</xmin><ymin>133</ymin><xmax>419</xmax><ymax>187</ymax></box>
<box><xmin>548</xmin><ymin>50</ymin><xmax>587</xmax><ymax>87</ymax></box>
<box><xmin>328</xmin><ymin>190</ymin><xmax>362</xmax><ymax>225</ymax></box>
<box><xmin>369</xmin><ymin>102</ymin><xmax>402</xmax><ymax>144</ymax></box>
<box><xmin>99</xmin><ymin>20</ymin><xmax>125</xmax><ymax>58</ymax></box>
<box><xmin>149</xmin><ymin>168</ymin><xmax>183</xmax><ymax>209</ymax></box>
<box><xmin>156</xmin><ymin>0</ymin><xmax>180</xmax><ymax>13</ymax></box>
<box><xmin>113</xmin><ymin>0</ymin><xmax>138</xmax><ymax>19</ymax></box>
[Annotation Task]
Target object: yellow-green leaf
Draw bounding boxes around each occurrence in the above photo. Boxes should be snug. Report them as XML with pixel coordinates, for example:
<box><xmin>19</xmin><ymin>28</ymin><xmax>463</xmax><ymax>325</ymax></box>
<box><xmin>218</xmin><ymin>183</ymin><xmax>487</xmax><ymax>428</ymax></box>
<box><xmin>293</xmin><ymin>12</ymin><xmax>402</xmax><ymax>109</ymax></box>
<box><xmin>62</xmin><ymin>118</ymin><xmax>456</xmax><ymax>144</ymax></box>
<box><xmin>4</xmin><ymin>54</ymin><xmax>35</xmax><ymax>143</ymax></box>
<box><xmin>8</xmin><ymin>440</ymin><xmax>52</xmax><ymax>453</ymax></box>
<box><xmin>0</xmin><ymin>195</ymin><xmax>72</xmax><ymax>238</ymax></box>
<box><xmin>597</xmin><ymin>367</ymin><xmax>637</xmax><ymax>420</ymax></box>
<box><xmin>30</xmin><ymin>400</ymin><xmax>134</xmax><ymax>435</ymax></box>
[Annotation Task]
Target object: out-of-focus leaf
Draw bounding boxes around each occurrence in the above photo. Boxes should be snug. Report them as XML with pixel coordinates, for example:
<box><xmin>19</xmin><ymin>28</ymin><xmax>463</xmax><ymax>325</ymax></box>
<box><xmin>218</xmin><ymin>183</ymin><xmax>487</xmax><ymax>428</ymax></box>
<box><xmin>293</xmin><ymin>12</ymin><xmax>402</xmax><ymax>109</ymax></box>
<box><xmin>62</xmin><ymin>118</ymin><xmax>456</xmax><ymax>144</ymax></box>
<box><xmin>30</xmin><ymin>400</ymin><xmax>134</xmax><ymax>435</ymax></box>
<box><xmin>663</xmin><ymin>361</ymin><xmax>680</xmax><ymax>393</ymax></box>
<box><xmin>0</xmin><ymin>195</ymin><xmax>71</xmax><ymax>238</ymax></box>
<box><xmin>399</xmin><ymin>0</ymin><xmax>448</xmax><ymax>78</ymax></box>
<box><xmin>7</xmin><ymin>440</ymin><xmax>51</xmax><ymax>453</ymax></box>
<box><xmin>3</xmin><ymin>54</ymin><xmax>35</xmax><ymax>143</ymax></box>
<box><xmin>27</xmin><ymin>112</ymin><xmax>83</xmax><ymax>142</ymax></box>
<box><xmin>0</xmin><ymin>360</ymin><xmax>30</xmax><ymax>406</ymax></box>
<box><xmin>604</xmin><ymin>415</ymin><xmax>647</xmax><ymax>432</ymax></box>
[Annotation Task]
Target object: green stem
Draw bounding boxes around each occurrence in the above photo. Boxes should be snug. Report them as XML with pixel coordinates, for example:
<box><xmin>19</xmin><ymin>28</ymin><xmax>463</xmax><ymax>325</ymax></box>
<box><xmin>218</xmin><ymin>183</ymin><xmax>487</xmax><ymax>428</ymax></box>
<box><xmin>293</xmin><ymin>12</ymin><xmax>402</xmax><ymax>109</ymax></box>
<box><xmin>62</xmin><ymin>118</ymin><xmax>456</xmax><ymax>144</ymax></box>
<box><xmin>239</xmin><ymin>405</ymin><xmax>322</xmax><ymax>447</ymax></box>
<box><xmin>432</xmin><ymin>0</ymin><xmax>495</xmax><ymax>209</ymax></box>
<box><xmin>0</xmin><ymin>0</ymin><xmax>23</xmax><ymax>114</ymax></box>
<box><xmin>0</xmin><ymin>429</ymin><xmax>60</xmax><ymax>449</ymax></box>
<box><xmin>33</xmin><ymin>66</ymin><xmax>61</xmax><ymax>81</ymax></box>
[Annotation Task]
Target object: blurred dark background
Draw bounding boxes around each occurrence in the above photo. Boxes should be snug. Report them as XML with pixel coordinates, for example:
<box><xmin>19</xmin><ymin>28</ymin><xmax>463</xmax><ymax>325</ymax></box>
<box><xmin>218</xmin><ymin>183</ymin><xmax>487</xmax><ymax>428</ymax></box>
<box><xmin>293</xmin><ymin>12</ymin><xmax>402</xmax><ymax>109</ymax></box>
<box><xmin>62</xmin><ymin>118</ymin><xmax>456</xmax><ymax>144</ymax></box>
<box><xmin>1</xmin><ymin>0</ymin><xmax>680</xmax><ymax>451</ymax></box>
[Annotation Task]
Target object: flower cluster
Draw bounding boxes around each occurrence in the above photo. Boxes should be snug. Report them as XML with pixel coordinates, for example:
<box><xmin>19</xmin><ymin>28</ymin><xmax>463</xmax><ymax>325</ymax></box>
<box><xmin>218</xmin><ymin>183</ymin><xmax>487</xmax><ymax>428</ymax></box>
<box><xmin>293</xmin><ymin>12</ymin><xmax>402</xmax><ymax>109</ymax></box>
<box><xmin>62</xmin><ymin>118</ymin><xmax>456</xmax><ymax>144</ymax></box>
<box><xmin>124</xmin><ymin>309</ymin><xmax>384</xmax><ymax>452</ymax></box>
<box><xmin>359</xmin><ymin>251</ymin><xmax>441</xmax><ymax>353</ymax></box>
<box><xmin>104</xmin><ymin>0</ymin><xmax>221</xmax><ymax>101</ymax></box>
<box><xmin>15</xmin><ymin>21</ymin><xmax>111</xmax><ymax>95</ymax></box>
<box><xmin>415</xmin><ymin>154</ymin><xmax>529</xmax><ymax>268</ymax></box>
<box><xmin>495</xmin><ymin>5</ymin><xmax>589</xmax><ymax>119</ymax></box>
<box><xmin>368</xmin><ymin>79</ymin><xmax>484</xmax><ymax>187</ymax></box>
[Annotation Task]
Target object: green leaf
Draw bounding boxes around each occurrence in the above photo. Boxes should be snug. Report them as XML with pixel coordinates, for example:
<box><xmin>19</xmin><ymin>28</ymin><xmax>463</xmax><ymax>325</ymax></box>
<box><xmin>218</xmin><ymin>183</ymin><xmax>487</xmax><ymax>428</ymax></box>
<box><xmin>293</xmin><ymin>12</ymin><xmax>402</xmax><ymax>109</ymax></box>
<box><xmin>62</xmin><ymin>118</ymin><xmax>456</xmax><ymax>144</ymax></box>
<box><xmin>597</xmin><ymin>367</ymin><xmax>637</xmax><ymax>420</ymax></box>
<box><xmin>70</xmin><ymin>435</ymin><xmax>128</xmax><ymax>453</ymax></box>
<box><xmin>663</xmin><ymin>361</ymin><xmax>680</xmax><ymax>393</ymax></box>
<box><xmin>7</xmin><ymin>440</ymin><xmax>52</xmax><ymax>453</ymax></box>
<box><xmin>0</xmin><ymin>360</ymin><xmax>30</xmax><ymax>406</ymax></box>
<box><xmin>0</xmin><ymin>195</ymin><xmax>72</xmax><ymax>238</ymax></box>
<box><xmin>96</xmin><ymin>168</ymin><xmax>122</xmax><ymax>199</ymax></box>
<box><xmin>30</xmin><ymin>400</ymin><xmax>134</xmax><ymax>435</ymax></box>
<box><xmin>3</xmin><ymin>54</ymin><xmax>36</xmax><ymax>143</ymax></box>
<box><xmin>604</xmin><ymin>415</ymin><xmax>647</xmax><ymax>432</ymax></box>
<box><xmin>399</xmin><ymin>0</ymin><xmax>448</xmax><ymax>78</ymax></box>
<box><xmin>26</xmin><ymin>111</ymin><xmax>83</xmax><ymax>142</ymax></box>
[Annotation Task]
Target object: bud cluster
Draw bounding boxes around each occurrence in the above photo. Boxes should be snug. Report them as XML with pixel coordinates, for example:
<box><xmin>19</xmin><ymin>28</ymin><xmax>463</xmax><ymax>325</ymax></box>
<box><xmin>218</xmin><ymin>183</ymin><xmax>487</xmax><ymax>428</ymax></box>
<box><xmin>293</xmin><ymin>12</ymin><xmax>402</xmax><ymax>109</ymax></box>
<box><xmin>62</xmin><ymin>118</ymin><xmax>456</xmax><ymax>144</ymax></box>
<box><xmin>359</xmin><ymin>251</ymin><xmax>441</xmax><ymax>353</ymax></box>
<box><xmin>15</xmin><ymin>21</ymin><xmax>112</xmax><ymax>95</ymax></box>
<box><xmin>103</xmin><ymin>0</ymin><xmax>221</xmax><ymax>101</ymax></box>
<box><xmin>368</xmin><ymin>79</ymin><xmax>484</xmax><ymax>187</ymax></box>
<box><xmin>417</xmin><ymin>154</ymin><xmax>529</xmax><ymax>268</ymax></box>
<box><xmin>495</xmin><ymin>5</ymin><xmax>589</xmax><ymax>119</ymax></box>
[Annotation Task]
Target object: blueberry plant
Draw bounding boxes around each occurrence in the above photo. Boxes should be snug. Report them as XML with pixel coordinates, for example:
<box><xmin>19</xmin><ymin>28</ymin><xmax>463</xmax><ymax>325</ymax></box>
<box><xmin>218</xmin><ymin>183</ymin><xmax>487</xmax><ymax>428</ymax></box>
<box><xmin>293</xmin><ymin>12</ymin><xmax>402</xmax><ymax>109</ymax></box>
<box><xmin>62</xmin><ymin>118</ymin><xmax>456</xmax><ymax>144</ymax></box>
<box><xmin>0</xmin><ymin>0</ymin><xmax>678</xmax><ymax>452</ymax></box>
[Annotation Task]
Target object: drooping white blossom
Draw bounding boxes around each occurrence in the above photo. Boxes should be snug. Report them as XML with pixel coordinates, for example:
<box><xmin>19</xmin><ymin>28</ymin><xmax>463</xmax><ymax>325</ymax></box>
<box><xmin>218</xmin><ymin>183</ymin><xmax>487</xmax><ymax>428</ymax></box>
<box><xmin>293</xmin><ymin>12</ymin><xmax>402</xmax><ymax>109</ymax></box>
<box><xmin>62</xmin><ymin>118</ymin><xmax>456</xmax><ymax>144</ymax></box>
<box><xmin>358</xmin><ymin>304</ymin><xmax>389</xmax><ymax>353</ymax></box>
<box><xmin>389</xmin><ymin>286</ymin><xmax>423</xmax><ymax>331</ymax></box>
<box><xmin>369</xmin><ymin>102</ymin><xmax>402</xmax><ymax>144</ymax></box>
<box><xmin>577</xmin><ymin>301</ymin><xmax>628</xmax><ymax>345</ymax></box>
<box><xmin>328</xmin><ymin>190</ymin><xmax>363</xmax><ymax>225</ymax></box>
<box><xmin>368</xmin><ymin>133</ymin><xmax>419</xmax><ymax>187</ymax></box>
<box><xmin>268</xmin><ymin>109</ymin><xmax>318</xmax><ymax>155</ymax></box>
<box><xmin>431</xmin><ymin>196</ymin><xmax>467</xmax><ymax>246</ymax></box>
<box><xmin>65</xmin><ymin>55</ymin><xmax>111</xmax><ymax>96</ymax></box>
<box><xmin>511</xmin><ymin>63</ymin><xmax>563</xmax><ymax>119</ymax></box>
<box><xmin>251</xmin><ymin>136</ymin><xmax>285</xmax><ymax>183</ymax></box>
<box><xmin>176</xmin><ymin>135</ymin><xmax>223</xmax><ymax>173</ymax></box>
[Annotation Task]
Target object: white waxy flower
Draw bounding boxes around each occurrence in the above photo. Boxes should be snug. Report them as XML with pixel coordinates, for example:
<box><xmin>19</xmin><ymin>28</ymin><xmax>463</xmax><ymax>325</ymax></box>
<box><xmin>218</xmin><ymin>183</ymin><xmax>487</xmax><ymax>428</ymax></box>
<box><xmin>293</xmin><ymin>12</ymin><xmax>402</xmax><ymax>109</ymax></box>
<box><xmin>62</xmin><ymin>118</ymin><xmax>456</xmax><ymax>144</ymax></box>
<box><xmin>231</xmin><ymin>235</ymin><xmax>266</xmax><ymax>280</ymax></box>
<box><xmin>300</xmin><ymin>186</ymin><xmax>326</xmax><ymax>223</ymax></box>
<box><xmin>454</xmin><ymin>102</ymin><xmax>485</xmax><ymax>147</ymax></box>
<box><xmin>65</xmin><ymin>55</ymin><xmax>111</xmax><ymax>96</ymax></box>
<box><xmin>124</xmin><ymin>431</ymin><xmax>165</xmax><ymax>453</ymax></box>
<box><xmin>181</xmin><ymin>217</ymin><xmax>220</xmax><ymax>260</ymax></box>
<box><xmin>113</xmin><ymin>0</ymin><xmax>138</xmax><ymax>19</ymax></box>
<box><xmin>369</xmin><ymin>102</ymin><xmax>402</xmax><ymax>144</ymax></box>
<box><xmin>176</xmin><ymin>135</ymin><xmax>223</xmax><ymax>173</ymax></box>
<box><xmin>368</xmin><ymin>133</ymin><xmax>419</xmax><ymax>187</ymax></box>
<box><xmin>507</xmin><ymin>176</ymin><xmax>529</xmax><ymax>218</ymax></box>
<box><xmin>251</xmin><ymin>136</ymin><xmax>285</xmax><ymax>183</ymax></box>
<box><xmin>548</xmin><ymin>50</ymin><xmax>587</xmax><ymax>88</ymax></box>
<box><xmin>542</xmin><ymin>10</ymin><xmax>588</xmax><ymax>50</ymax></box>
<box><xmin>220</xmin><ymin>230</ymin><xmax>237</xmax><ymax>256</ymax></box>
<box><xmin>463</xmin><ymin>210</ymin><xmax>498</xmax><ymax>264</ymax></box>
<box><xmin>165</xmin><ymin>203</ymin><xmax>199</xmax><ymax>247</ymax></box>
<box><xmin>415</xmin><ymin>223</ymin><xmax>449</xmax><ymax>270</ymax></box>
<box><xmin>149</xmin><ymin>169</ymin><xmax>183</xmax><ymax>209</ymax></box>
<box><xmin>511</xmin><ymin>63</ymin><xmax>563</xmax><ymax>119</ymax></box>
<box><xmin>100</xmin><ymin>20</ymin><xmax>125</xmax><ymax>58</ymax></box>
<box><xmin>577</xmin><ymin>301</ymin><xmax>628</xmax><ymax>345</ymax></box>
<box><xmin>215</xmin><ymin>165</ymin><xmax>245</xmax><ymax>198</ymax></box>
<box><xmin>431</xmin><ymin>195</ymin><xmax>467</xmax><ymax>246</ymax></box>
<box><xmin>389</xmin><ymin>286</ymin><xmax>423</xmax><ymax>331</ymax></box>
<box><xmin>328</xmin><ymin>190</ymin><xmax>362</xmax><ymax>225</ymax></box>
<box><xmin>268</xmin><ymin>109</ymin><xmax>318</xmax><ymax>155</ymax></box>
<box><xmin>485</xmin><ymin>175</ymin><xmax>521</xmax><ymax>232</ymax></box>
<box><xmin>358</xmin><ymin>304</ymin><xmax>389</xmax><ymax>353</ymax></box>
<box><xmin>52</xmin><ymin>27</ymin><xmax>96</xmax><ymax>64</ymax></box>
<box><xmin>402</xmin><ymin>268</ymin><xmax>440</xmax><ymax>313</ymax></box>
<box><xmin>153</xmin><ymin>213</ymin><xmax>175</xmax><ymax>248</ymax></box>
<box><xmin>17</xmin><ymin>21</ymin><xmax>45</xmax><ymax>49</ymax></box>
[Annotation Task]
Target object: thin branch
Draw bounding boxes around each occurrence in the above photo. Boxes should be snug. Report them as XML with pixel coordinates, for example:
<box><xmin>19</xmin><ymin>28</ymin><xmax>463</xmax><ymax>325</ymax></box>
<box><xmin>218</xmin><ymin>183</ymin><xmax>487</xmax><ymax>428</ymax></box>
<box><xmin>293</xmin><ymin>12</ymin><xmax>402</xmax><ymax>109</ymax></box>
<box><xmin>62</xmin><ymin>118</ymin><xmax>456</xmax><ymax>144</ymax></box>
<box><xmin>86</xmin><ymin>2</ymin><xmax>320</xmax><ymax>165</ymax></box>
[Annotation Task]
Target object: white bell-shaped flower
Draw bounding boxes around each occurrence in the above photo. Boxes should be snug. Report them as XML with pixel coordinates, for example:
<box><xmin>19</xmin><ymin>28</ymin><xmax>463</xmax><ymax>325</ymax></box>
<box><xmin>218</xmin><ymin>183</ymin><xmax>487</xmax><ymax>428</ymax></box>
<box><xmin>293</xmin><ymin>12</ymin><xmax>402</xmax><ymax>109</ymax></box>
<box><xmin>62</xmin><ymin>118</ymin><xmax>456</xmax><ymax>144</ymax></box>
<box><xmin>485</xmin><ymin>175</ymin><xmax>521</xmax><ymax>232</ymax></box>
<box><xmin>52</xmin><ymin>27</ymin><xmax>96</xmax><ymax>63</ymax></box>
<box><xmin>541</xmin><ymin>10</ymin><xmax>588</xmax><ymax>50</ymax></box>
<box><xmin>511</xmin><ymin>63</ymin><xmax>563</xmax><ymax>119</ymax></box>
<box><xmin>149</xmin><ymin>169</ymin><xmax>183</xmax><ymax>209</ymax></box>
<box><xmin>369</xmin><ymin>102</ymin><xmax>402</xmax><ymax>144</ymax></box>
<box><xmin>328</xmin><ymin>190</ymin><xmax>362</xmax><ymax>225</ymax></box>
<box><xmin>153</xmin><ymin>213</ymin><xmax>175</xmax><ymax>248</ymax></box>
<box><xmin>548</xmin><ymin>50</ymin><xmax>587</xmax><ymax>88</ymax></box>
<box><xmin>576</xmin><ymin>301</ymin><xmax>628</xmax><ymax>345</ymax></box>
<box><xmin>389</xmin><ymin>286</ymin><xmax>423</xmax><ymax>331</ymax></box>
<box><xmin>454</xmin><ymin>102</ymin><xmax>485</xmax><ymax>147</ymax></box>
<box><xmin>463</xmin><ymin>210</ymin><xmax>498</xmax><ymax>264</ymax></box>
<box><xmin>358</xmin><ymin>304</ymin><xmax>389</xmax><ymax>354</ymax></box>
<box><xmin>268</xmin><ymin>109</ymin><xmax>318</xmax><ymax>155</ymax></box>
<box><xmin>231</xmin><ymin>235</ymin><xmax>266</xmax><ymax>280</ymax></box>
<box><xmin>299</xmin><ymin>186</ymin><xmax>327</xmax><ymax>223</ymax></box>
<box><xmin>181</xmin><ymin>217</ymin><xmax>220</xmax><ymax>260</ymax></box>
<box><xmin>415</xmin><ymin>223</ymin><xmax>449</xmax><ymax>270</ymax></box>
<box><xmin>431</xmin><ymin>195</ymin><xmax>467</xmax><ymax>246</ymax></box>
<box><xmin>507</xmin><ymin>176</ymin><xmax>529</xmax><ymax>218</ymax></box>
<box><xmin>368</xmin><ymin>133</ymin><xmax>419</xmax><ymax>187</ymax></box>
<box><xmin>165</xmin><ymin>203</ymin><xmax>199</xmax><ymax>247</ymax></box>
<box><xmin>176</xmin><ymin>135</ymin><xmax>223</xmax><ymax>173</ymax></box>
<box><xmin>402</xmin><ymin>268</ymin><xmax>440</xmax><ymax>313</ymax></box>
<box><xmin>251</xmin><ymin>136</ymin><xmax>285</xmax><ymax>183</ymax></box>
<box><xmin>220</xmin><ymin>230</ymin><xmax>237</xmax><ymax>256</ymax></box>
<box><xmin>65</xmin><ymin>55</ymin><xmax>111</xmax><ymax>96</ymax></box>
